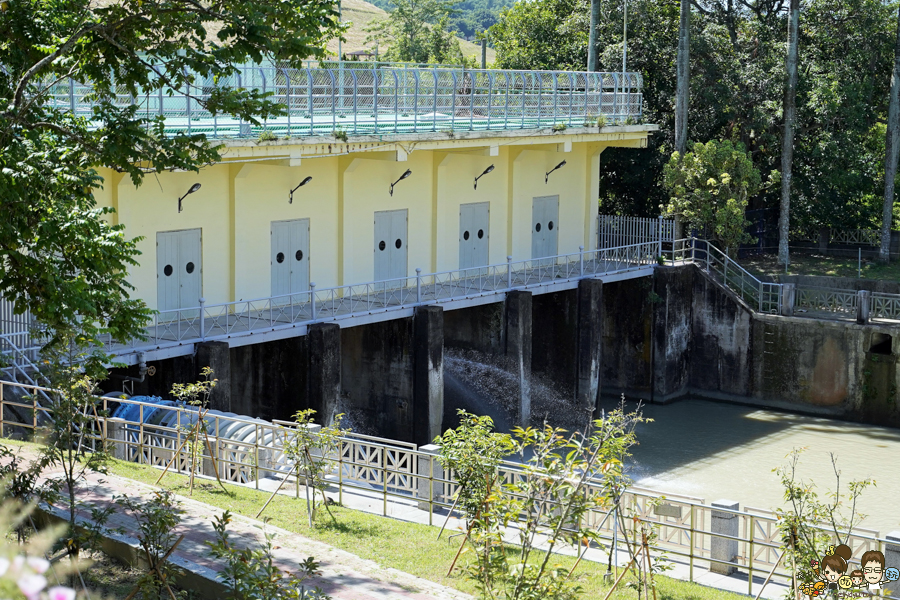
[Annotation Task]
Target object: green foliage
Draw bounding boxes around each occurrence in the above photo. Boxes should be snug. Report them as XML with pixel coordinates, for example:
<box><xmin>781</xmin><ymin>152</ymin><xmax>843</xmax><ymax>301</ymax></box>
<box><xmin>773</xmin><ymin>448</ymin><xmax>875</xmax><ymax>598</ymax></box>
<box><xmin>284</xmin><ymin>410</ymin><xmax>350</xmax><ymax>528</ymax></box>
<box><xmin>257</xmin><ymin>130</ymin><xmax>279</xmax><ymax>143</ymax></box>
<box><xmin>445</xmin><ymin>405</ymin><xmax>648</xmax><ymax>600</ymax></box>
<box><xmin>207</xmin><ymin>511</ymin><xmax>331</xmax><ymax>600</ymax></box>
<box><xmin>116</xmin><ymin>490</ymin><xmax>184</xmax><ymax>599</ymax></box>
<box><xmin>552</xmin><ymin>123</ymin><xmax>567</xmax><ymax>132</ymax></box>
<box><xmin>0</xmin><ymin>0</ymin><xmax>344</xmax><ymax>345</ymax></box>
<box><xmin>365</xmin><ymin>0</ymin><xmax>470</xmax><ymax>64</ymax></box>
<box><xmin>332</xmin><ymin>128</ymin><xmax>349</xmax><ymax>142</ymax></box>
<box><xmin>434</xmin><ymin>410</ymin><xmax>514</xmax><ymax>524</ymax></box>
<box><xmin>663</xmin><ymin>140</ymin><xmax>770</xmax><ymax>254</ymax></box>
<box><xmin>367</xmin><ymin>0</ymin><xmax>514</xmax><ymax>40</ymax></box>
<box><xmin>490</xmin><ymin>0</ymin><xmax>897</xmax><ymax>231</ymax></box>
<box><xmin>169</xmin><ymin>367</ymin><xmax>218</xmax><ymax>494</ymax></box>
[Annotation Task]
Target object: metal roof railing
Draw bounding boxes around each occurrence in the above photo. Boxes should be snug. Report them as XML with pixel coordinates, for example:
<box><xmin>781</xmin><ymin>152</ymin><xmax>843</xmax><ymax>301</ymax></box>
<box><xmin>44</xmin><ymin>65</ymin><xmax>644</xmax><ymax>138</ymax></box>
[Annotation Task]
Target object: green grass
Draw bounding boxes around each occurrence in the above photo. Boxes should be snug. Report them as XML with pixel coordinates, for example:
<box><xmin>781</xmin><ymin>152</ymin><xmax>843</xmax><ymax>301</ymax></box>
<box><xmin>1</xmin><ymin>438</ymin><xmax>748</xmax><ymax>600</ymax></box>
<box><xmin>742</xmin><ymin>252</ymin><xmax>900</xmax><ymax>281</ymax></box>
<box><xmin>105</xmin><ymin>459</ymin><xmax>748</xmax><ymax>600</ymax></box>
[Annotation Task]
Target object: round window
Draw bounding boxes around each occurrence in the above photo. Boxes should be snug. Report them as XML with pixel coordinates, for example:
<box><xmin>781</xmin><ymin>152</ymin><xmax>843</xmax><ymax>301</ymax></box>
<box><xmin>163</xmin><ymin>265</ymin><xmax>173</xmax><ymax>277</ymax></box>
<box><xmin>463</xmin><ymin>231</ymin><xmax>470</xmax><ymax>241</ymax></box>
<box><xmin>548</xmin><ymin>221</ymin><xmax>554</xmax><ymax>231</ymax></box>
<box><xmin>295</xmin><ymin>250</ymin><xmax>303</xmax><ymax>261</ymax></box>
<box><xmin>186</xmin><ymin>262</ymin><xmax>195</xmax><ymax>274</ymax></box>
<box><xmin>477</xmin><ymin>229</ymin><xmax>484</xmax><ymax>239</ymax></box>
<box><xmin>395</xmin><ymin>238</ymin><xmax>402</xmax><ymax>249</ymax></box>
<box><xmin>535</xmin><ymin>223</ymin><xmax>542</xmax><ymax>232</ymax></box>
<box><xmin>276</xmin><ymin>252</ymin><xmax>285</xmax><ymax>264</ymax></box>
<box><xmin>379</xmin><ymin>240</ymin><xmax>386</xmax><ymax>251</ymax></box>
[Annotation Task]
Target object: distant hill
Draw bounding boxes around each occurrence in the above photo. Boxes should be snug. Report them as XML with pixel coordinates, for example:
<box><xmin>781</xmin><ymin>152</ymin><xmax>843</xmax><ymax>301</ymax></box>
<box><xmin>325</xmin><ymin>0</ymin><xmax>497</xmax><ymax>63</ymax></box>
<box><xmin>364</xmin><ymin>0</ymin><xmax>516</xmax><ymax>41</ymax></box>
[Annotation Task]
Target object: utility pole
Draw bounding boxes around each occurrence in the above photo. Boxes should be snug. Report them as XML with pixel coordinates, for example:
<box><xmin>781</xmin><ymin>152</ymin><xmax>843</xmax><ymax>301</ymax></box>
<box><xmin>587</xmin><ymin>0</ymin><xmax>601</xmax><ymax>71</ymax></box>
<box><xmin>880</xmin><ymin>3</ymin><xmax>900</xmax><ymax>263</ymax></box>
<box><xmin>778</xmin><ymin>0</ymin><xmax>800</xmax><ymax>267</ymax></box>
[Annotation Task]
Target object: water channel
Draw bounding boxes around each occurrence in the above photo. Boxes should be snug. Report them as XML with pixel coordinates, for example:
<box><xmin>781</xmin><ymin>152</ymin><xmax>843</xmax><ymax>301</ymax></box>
<box><xmin>443</xmin><ymin>349</ymin><xmax>900</xmax><ymax>536</ymax></box>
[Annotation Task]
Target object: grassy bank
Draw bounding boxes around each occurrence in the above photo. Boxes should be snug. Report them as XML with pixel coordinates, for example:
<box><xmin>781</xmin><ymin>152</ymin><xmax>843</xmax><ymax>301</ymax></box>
<box><xmin>742</xmin><ymin>252</ymin><xmax>900</xmax><ymax>280</ymax></box>
<box><xmin>0</xmin><ymin>438</ymin><xmax>750</xmax><ymax>600</ymax></box>
<box><xmin>107</xmin><ymin>459</ymin><xmax>747</xmax><ymax>600</ymax></box>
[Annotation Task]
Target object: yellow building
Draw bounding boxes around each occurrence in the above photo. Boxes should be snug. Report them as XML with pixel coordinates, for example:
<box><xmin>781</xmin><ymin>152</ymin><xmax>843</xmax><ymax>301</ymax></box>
<box><xmin>94</xmin><ymin>125</ymin><xmax>655</xmax><ymax>314</ymax></box>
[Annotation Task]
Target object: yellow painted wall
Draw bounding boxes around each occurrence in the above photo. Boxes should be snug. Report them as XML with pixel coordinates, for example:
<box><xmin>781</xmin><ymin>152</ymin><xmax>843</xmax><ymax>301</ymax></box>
<box><xmin>510</xmin><ymin>148</ymin><xmax>588</xmax><ymax>260</ymax></box>
<box><xmin>340</xmin><ymin>153</ymin><xmax>435</xmax><ymax>285</ymax></box>
<box><xmin>232</xmin><ymin>159</ymin><xmax>339</xmax><ymax>302</ymax></box>
<box><xmin>435</xmin><ymin>151</ymin><xmax>509</xmax><ymax>272</ymax></box>
<box><xmin>90</xmin><ymin>132</ymin><xmax>652</xmax><ymax>311</ymax></box>
<box><xmin>115</xmin><ymin>166</ymin><xmax>232</xmax><ymax>311</ymax></box>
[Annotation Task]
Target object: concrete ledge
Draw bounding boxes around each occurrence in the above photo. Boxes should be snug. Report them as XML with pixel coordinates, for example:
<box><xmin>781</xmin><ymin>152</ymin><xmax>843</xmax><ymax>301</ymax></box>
<box><xmin>33</xmin><ymin>505</ymin><xmax>226</xmax><ymax>600</ymax></box>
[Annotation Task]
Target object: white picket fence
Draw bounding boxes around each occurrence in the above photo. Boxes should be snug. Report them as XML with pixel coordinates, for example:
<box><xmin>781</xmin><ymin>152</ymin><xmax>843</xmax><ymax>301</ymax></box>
<box><xmin>598</xmin><ymin>214</ymin><xmax>674</xmax><ymax>250</ymax></box>
<box><xmin>0</xmin><ymin>295</ymin><xmax>32</xmax><ymax>347</ymax></box>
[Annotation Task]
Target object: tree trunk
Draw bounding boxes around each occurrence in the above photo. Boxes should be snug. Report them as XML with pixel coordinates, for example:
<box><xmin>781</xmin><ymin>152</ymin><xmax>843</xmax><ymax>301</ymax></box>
<box><xmin>778</xmin><ymin>0</ymin><xmax>800</xmax><ymax>267</ymax></box>
<box><xmin>880</xmin><ymin>4</ymin><xmax>900</xmax><ymax>263</ymax></box>
<box><xmin>673</xmin><ymin>0</ymin><xmax>690</xmax><ymax>239</ymax></box>
<box><xmin>587</xmin><ymin>0</ymin><xmax>600</xmax><ymax>72</ymax></box>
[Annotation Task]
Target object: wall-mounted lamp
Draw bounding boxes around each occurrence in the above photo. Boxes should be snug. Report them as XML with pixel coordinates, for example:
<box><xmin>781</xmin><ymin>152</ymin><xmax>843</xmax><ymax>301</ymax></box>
<box><xmin>289</xmin><ymin>176</ymin><xmax>313</xmax><ymax>204</ymax></box>
<box><xmin>390</xmin><ymin>169</ymin><xmax>412</xmax><ymax>196</ymax></box>
<box><xmin>178</xmin><ymin>183</ymin><xmax>202</xmax><ymax>213</ymax></box>
<box><xmin>474</xmin><ymin>164</ymin><xmax>495</xmax><ymax>190</ymax></box>
<box><xmin>545</xmin><ymin>160</ymin><xmax>567</xmax><ymax>184</ymax></box>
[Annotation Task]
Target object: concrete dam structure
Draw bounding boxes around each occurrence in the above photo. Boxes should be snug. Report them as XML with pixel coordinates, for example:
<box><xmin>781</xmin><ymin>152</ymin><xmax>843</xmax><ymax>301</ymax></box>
<box><xmin>109</xmin><ymin>261</ymin><xmax>900</xmax><ymax>443</ymax></box>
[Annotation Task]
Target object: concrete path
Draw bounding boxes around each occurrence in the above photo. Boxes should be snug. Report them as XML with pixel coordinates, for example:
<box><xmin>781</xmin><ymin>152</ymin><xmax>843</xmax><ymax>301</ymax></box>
<box><xmin>38</xmin><ymin>466</ymin><xmax>472</xmax><ymax>600</ymax></box>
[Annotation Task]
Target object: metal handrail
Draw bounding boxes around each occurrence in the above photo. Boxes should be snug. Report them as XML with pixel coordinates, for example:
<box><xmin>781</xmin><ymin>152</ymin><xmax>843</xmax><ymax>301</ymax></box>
<box><xmin>90</xmin><ymin>241</ymin><xmax>657</xmax><ymax>354</ymax></box>
<box><xmin>42</xmin><ymin>66</ymin><xmax>644</xmax><ymax>138</ymax></box>
<box><xmin>3</xmin><ymin>379</ymin><xmax>898</xmax><ymax>599</ymax></box>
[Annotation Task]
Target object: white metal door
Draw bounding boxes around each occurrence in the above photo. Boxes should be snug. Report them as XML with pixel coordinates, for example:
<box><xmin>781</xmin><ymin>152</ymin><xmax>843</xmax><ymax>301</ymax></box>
<box><xmin>459</xmin><ymin>202</ymin><xmax>489</xmax><ymax>270</ymax></box>
<box><xmin>531</xmin><ymin>196</ymin><xmax>559</xmax><ymax>262</ymax></box>
<box><xmin>374</xmin><ymin>209</ymin><xmax>408</xmax><ymax>282</ymax></box>
<box><xmin>271</xmin><ymin>219</ymin><xmax>310</xmax><ymax>298</ymax></box>
<box><xmin>157</xmin><ymin>229</ymin><xmax>202</xmax><ymax>314</ymax></box>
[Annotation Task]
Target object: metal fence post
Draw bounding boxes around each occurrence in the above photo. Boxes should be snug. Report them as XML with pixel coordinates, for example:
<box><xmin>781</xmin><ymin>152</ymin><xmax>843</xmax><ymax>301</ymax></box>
<box><xmin>310</xmin><ymin>282</ymin><xmax>317</xmax><ymax>320</ymax></box>
<box><xmin>507</xmin><ymin>256</ymin><xmax>513</xmax><ymax>289</ymax></box>
<box><xmin>579</xmin><ymin>246</ymin><xmax>584</xmax><ymax>277</ymax></box>
<box><xmin>416</xmin><ymin>268</ymin><xmax>422</xmax><ymax>303</ymax></box>
<box><xmin>199</xmin><ymin>297</ymin><xmax>206</xmax><ymax>341</ymax></box>
<box><xmin>658</xmin><ymin>215</ymin><xmax>663</xmax><ymax>258</ymax></box>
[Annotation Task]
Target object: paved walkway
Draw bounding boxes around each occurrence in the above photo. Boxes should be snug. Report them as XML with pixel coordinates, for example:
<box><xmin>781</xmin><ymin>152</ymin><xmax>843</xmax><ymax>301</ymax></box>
<box><xmin>38</xmin><ymin>466</ymin><xmax>472</xmax><ymax>600</ymax></box>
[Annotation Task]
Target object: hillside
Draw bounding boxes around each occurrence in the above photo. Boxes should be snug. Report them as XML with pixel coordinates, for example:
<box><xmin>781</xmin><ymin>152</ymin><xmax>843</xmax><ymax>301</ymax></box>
<box><xmin>324</xmin><ymin>0</ymin><xmax>496</xmax><ymax>63</ymax></box>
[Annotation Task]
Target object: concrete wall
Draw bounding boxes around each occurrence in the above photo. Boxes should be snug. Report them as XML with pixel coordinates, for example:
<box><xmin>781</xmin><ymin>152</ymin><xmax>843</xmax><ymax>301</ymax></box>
<box><xmin>602</xmin><ymin>264</ymin><xmax>900</xmax><ymax>428</ymax></box>
<box><xmin>340</xmin><ymin>318</ymin><xmax>415</xmax><ymax>441</ymax></box>
<box><xmin>775</xmin><ymin>274</ymin><xmax>900</xmax><ymax>295</ymax></box>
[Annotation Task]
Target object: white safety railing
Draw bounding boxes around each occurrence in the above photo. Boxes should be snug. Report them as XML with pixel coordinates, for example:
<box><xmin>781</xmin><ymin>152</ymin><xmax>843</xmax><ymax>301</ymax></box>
<box><xmin>92</xmin><ymin>241</ymin><xmax>658</xmax><ymax>355</ymax></box>
<box><xmin>597</xmin><ymin>214</ymin><xmax>674</xmax><ymax>251</ymax></box>
<box><xmin>1</xmin><ymin>379</ymin><xmax>898</xmax><ymax>598</ymax></box>
<box><xmin>670</xmin><ymin>239</ymin><xmax>782</xmax><ymax>314</ymax></box>
<box><xmin>43</xmin><ymin>66</ymin><xmax>644</xmax><ymax>138</ymax></box>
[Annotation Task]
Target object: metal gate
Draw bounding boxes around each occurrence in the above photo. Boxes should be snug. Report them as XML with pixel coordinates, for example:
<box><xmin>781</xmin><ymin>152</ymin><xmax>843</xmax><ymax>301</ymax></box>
<box><xmin>271</xmin><ymin>218</ymin><xmax>310</xmax><ymax>299</ymax></box>
<box><xmin>459</xmin><ymin>202</ymin><xmax>489</xmax><ymax>271</ymax></box>
<box><xmin>157</xmin><ymin>229</ymin><xmax>202</xmax><ymax>314</ymax></box>
<box><xmin>532</xmin><ymin>196</ymin><xmax>559</xmax><ymax>265</ymax></box>
<box><xmin>374</xmin><ymin>209</ymin><xmax>408</xmax><ymax>283</ymax></box>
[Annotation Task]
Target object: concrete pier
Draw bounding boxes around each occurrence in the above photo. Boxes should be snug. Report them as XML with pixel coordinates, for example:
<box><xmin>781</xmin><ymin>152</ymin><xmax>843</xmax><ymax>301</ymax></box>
<box><xmin>504</xmin><ymin>290</ymin><xmax>533</xmax><ymax>426</ymax></box>
<box><xmin>308</xmin><ymin>323</ymin><xmax>341</xmax><ymax>424</ymax></box>
<box><xmin>414</xmin><ymin>306</ymin><xmax>444</xmax><ymax>446</ymax></box>
<box><xmin>575</xmin><ymin>279</ymin><xmax>603</xmax><ymax>413</ymax></box>
<box><xmin>196</xmin><ymin>341</ymin><xmax>231</xmax><ymax>412</ymax></box>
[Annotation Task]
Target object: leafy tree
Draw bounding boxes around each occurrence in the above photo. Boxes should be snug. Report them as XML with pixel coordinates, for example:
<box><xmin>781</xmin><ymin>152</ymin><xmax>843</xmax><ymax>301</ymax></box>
<box><xmin>663</xmin><ymin>140</ymin><xmax>769</xmax><ymax>254</ymax></box>
<box><xmin>774</xmin><ymin>449</ymin><xmax>874</xmax><ymax>599</ymax></box>
<box><xmin>365</xmin><ymin>0</ymin><xmax>469</xmax><ymax>64</ymax></box>
<box><xmin>208</xmin><ymin>511</ymin><xmax>331</xmax><ymax>600</ymax></box>
<box><xmin>445</xmin><ymin>406</ymin><xmax>648</xmax><ymax>600</ymax></box>
<box><xmin>0</xmin><ymin>0</ymin><xmax>343</xmax><ymax>346</ymax></box>
<box><xmin>434</xmin><ymin>410</ymin><xmax>514</xmax><ymax>527</ymax></box>
<box><xmin>280</xmin><ymin>409</ymin><xmax>349</xmax><ymax>528</ymax></box>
